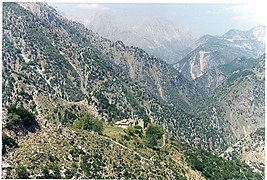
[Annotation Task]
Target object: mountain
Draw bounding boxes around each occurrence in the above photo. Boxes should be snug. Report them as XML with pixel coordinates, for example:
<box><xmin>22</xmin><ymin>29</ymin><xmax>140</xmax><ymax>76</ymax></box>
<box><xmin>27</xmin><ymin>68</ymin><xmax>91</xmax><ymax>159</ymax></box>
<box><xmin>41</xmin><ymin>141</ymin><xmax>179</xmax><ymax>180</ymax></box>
<box><xmin>174</xmin><ymin>26</ymin><xmax>265</xmax><ymax>93</ymax></box>
<box><xmin>2</xmin><ymin>2</ymin><xmax>264</xmax><ymax>178</ymax></box>
<box><xmin>194</xmin><ymin>55</ymin><xmax>265</xmax><ymax>167</ymax></box>
<box><xmin>192</xmin><ymin>55</ymin><xmax>264</xmax><ymax>94</ymax></box>
<box><xmin>84</xmin><ymin>12</ymin><xmax>197</xmax><ymax>64</ymax></box>
<box><xmin>2</xmin><ymin>2</ymin><xmax>222</xmax><ymax>155</ymax></box>
<box><xmin>84</xmin><ymin>11</ymin><xmax>130</xmax><ymax>41</ymax></box>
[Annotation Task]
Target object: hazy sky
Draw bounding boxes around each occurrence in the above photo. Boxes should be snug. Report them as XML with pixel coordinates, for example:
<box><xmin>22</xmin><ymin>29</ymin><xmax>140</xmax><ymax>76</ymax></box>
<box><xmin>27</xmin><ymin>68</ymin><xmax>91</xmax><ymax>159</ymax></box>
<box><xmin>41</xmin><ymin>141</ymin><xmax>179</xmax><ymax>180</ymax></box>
<box><xmin>49</xmin><ymin>3</ymin><xmax>265</xmax><ymax>35</ymax></box>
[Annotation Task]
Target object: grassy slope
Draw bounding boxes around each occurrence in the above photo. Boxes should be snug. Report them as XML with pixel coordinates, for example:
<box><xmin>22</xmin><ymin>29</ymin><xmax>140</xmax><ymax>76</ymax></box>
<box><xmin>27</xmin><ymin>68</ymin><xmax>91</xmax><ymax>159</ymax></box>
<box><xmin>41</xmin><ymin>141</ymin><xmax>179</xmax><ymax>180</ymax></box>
<box><xmin>3</xmin><ymin>125</ymin><xmax>204</xmax><ymax>179</ymax></box>
<box><xmin>3</xmin><ymin>123</ymin><xmax>263</xmax><ymax>179</ymax></box>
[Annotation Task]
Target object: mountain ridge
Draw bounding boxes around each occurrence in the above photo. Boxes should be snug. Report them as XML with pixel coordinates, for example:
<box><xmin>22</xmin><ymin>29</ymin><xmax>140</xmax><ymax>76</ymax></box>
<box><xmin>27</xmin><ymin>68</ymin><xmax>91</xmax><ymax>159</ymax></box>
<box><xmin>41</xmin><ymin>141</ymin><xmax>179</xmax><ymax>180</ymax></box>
<box><xmin>84</xmin><ymin>12</ymin><xmax>197</xmax><ymax>64</ymax></box>
<box><xmin>2</xmin><ymin>2</ymin><xmax>265</xmax><ymax>179</ymax></box>
<box><xmin>174</xmin><ymin>25</ymin><xmax>265</xmax><ymax>94</ymax></box>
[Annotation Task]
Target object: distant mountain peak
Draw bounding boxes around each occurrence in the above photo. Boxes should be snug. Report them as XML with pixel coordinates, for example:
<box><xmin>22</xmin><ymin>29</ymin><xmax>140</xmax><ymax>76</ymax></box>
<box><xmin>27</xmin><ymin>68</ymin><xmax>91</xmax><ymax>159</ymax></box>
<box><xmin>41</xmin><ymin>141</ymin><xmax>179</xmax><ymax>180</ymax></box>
<box><xmin>250</xmin><ymin>25</ymin><xmax>265</xmax><ymax>44</ymax></box>
<box><xmin>176</xmin><ymin>26</ymin><xmax>265</xmax><ymax>83</ymax></box>
<box><xmin>80</xmin><ymin>12</ymin><xmax>197</xmax><ymax>64</ymax></box>
<box><xmin>222</xmin><ymin>25</ymin><xmax>265</xmax><ymax>44</ymax></box>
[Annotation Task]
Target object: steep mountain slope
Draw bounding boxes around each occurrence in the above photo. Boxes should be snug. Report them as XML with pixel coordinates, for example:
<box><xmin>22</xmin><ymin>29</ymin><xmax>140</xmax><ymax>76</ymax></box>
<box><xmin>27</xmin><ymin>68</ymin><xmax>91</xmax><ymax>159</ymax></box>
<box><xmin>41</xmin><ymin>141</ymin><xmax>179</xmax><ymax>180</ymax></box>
<box><xmin>2</xmin><ymin>124</ymin><xmax>205</xmax><ymax>179</ymax></box>
<box><xmin>222</xmin><ymin>128</ymin><xmax>265</xmax><ymax>166</ymax></box>
<box><xmin>174</xmin><ymin>26</ymin><xmax>265</xmax><ymax>93</ymax></box>
<box><xmin>193</xmin><ymin>55</ymin><xmax>264</xmax><ymax>94</ymax></box>
<box><xmin>2</xmin><ymin>2</ymin><xmax>230</xmax><ymax>156</ymax></box>
<box><xmin>85</xmin><ymin>12</ymin><xmax>196</xmax><ymax>64</ymax></box>
<box><xmin>23</xmin><ymin>4</ymin><xmax>206</xmax><ymax>111</ymax></box>
<box><xmin>2</xmin><ymin>2</ymin><xmax>264</xmax><ymax>178</ymax></box>
<box><xmin>3</xmin><ymin>119</ymin><xmax>262</xmax><ymax>179</ymax></box>
<box><xmin>214</xmin><ymin>58</ymin><xmax>264</xmax><ymax>140</ymax></box>
<box><xmin>194</xmin><ymin>55</ymin><xmax>265</xmax><ymax>166</ymax></box>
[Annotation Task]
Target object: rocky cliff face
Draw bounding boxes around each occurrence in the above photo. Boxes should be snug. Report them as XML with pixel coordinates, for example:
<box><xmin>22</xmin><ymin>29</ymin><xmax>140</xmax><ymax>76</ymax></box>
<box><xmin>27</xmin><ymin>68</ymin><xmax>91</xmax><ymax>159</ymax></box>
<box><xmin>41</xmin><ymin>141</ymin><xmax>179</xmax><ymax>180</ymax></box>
<box><xmin>194</xmin><ymin>55</ymin><xmax>265</xmax><ymax>165</ymax></box>
<box><xmin>174</xmin><ymin>26</ymin><xmax>265</xmax><ymax>93</ymax></box>
<box><xmin>216</xmin><ymin>64</ymin><xmax>264</xmax><ymax>140</ymax></box>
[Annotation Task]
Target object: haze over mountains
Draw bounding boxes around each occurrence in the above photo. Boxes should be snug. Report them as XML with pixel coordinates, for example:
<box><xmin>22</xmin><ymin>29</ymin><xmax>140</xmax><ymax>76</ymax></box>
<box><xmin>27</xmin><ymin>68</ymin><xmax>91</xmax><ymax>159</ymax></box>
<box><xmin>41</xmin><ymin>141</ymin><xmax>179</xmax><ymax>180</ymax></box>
<box><xmin>2</xmin><ymin>2</ymin><xmax>265</xmax><ymax>179</ymax></box>
<box><xmin>84</xmin><ymin>11</ymin><xmax>197</xmax><ymax>64</ymax></box>
<box><xmin>78</xmin><ymin>10</ymin><xmax>265</xmax><ymax>67</ymax></box>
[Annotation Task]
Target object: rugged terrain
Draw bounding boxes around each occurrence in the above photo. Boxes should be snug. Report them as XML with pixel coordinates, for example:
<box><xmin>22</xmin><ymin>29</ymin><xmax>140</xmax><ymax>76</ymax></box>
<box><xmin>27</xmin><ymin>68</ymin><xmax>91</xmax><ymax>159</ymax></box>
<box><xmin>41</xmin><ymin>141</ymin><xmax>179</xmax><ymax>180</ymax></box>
<box><xmin>2</xmin><ymin>1</ymin><xmax>221</xmax><ymax>153</ymax></box>
<box><xmin>174</xmin><ymin>26</ymin><xmax>265</xmax><ymax>93</ymax></box>
<box><xmin>2</xmin><ymin>2</ymin><xmax>265</xmax><ymax>179</ymax></box>
<box><xmin>193</xmin><ymin>55</ymin><xmax>265</xmax><ymax>166</ymax></box>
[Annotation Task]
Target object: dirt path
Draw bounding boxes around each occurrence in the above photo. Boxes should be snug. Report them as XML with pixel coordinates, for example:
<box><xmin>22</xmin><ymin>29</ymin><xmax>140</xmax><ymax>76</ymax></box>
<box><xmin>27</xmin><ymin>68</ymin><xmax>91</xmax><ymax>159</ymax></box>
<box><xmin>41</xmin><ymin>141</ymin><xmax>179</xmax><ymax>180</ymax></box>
<box><xmin>160</xmin><ymin>134</ymin><xmax>166</xmax><ymax>149</ymax></box>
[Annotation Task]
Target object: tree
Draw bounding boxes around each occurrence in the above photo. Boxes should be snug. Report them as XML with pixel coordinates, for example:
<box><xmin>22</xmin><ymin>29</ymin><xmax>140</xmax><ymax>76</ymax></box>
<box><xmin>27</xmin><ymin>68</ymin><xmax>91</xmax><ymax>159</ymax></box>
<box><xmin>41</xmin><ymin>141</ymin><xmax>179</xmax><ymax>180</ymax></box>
<box><xmin>143</xmin><ymin>115</ymin><xmax>151</xmax><ymax>128</ymax></box>
<box><xmin>124</xmin><ymin>127</ymin><xmax>135</xmax><ymax>136</ymax></box>
<box><xmin>92</xmin><ymin>118</ymin><xmax>104</xmax><ymax>134</ymax></box>
<box><xmin>145</xmin><ymin>124</ymin><xmax>163</xmax><ymax>147</ymax></box>
<box><xmin>51</xmin><ymin>164</ymin><xmax>61</xmax><ymax>179</ymax></box>
<box><xmin>73</xmin><ymin>114</ymin><xmax>104</xmax><ymax>134</ymax></box>
<box><xmin>7</xmin><ymin>113</ymin><xmax>21</xmax><ymax>122</ymax></box>
<box><xmin>7</xmin><ymin>106</ymin><xmax>34</xmax><ymax>126</ymax></box>
<box><xmin>63</xmin><ymin>110</ymin><xmax>77</xmax><ymax>125</ymax></box>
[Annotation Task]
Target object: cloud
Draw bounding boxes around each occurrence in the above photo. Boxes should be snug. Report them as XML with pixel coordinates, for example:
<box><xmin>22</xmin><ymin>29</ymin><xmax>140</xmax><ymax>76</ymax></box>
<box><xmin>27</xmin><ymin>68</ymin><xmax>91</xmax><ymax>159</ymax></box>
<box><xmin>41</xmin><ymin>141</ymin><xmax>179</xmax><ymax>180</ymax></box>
<box><xmin>230</xmin><ymin>4</ymin><xmax>265</xmax><ymax>23</ymax></box>
<box><xmin>76</xmin><ymin>4</ymin><xmax>110</xmax><ymax>11</ymax></box>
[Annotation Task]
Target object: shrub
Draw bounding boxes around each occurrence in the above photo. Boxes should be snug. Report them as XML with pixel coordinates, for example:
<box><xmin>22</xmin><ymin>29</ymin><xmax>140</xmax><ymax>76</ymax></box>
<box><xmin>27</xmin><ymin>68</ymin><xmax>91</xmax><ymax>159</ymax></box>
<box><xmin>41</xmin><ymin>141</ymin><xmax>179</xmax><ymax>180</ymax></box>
<box><xmin>2</xmin><ymin>134</ymin><xmax>18</xmax><ymax>155</ymax></box>
<box><xmin>143</xmin><ymin>115</ymin><xmax>151</xmax><ymax>128</ymax></box>
<box><xmin>123</xmin><ymin>135</ymin><xmax>131</xmax><ymax>141</ymax></box>
<box><xmin>51</xmin><ymin>163</ymin><xmax>61</xmax><ymax>179</ymax></box>
<box><xmin>41</xmin><ymin>167</ymin><xmax>50</xmax><ymax>179</ymax></box>
<box><xmin>63</xmin><ymin>109</ymin><xmax>77</xmax><ymax>125</ymax></box>
<box><xmin>16</xmin><ymin>166</ymin><xmax>28</xmax><ymax>179</ymax></box>
<box><xmin>73</xmin><ymin>114</ymin><xmax>104</xmax><ymax>134</ymax></box>
<box><xmin>145</xmin><ymin>124</ymin><xmax>163</xmax><ymax>147</ymax></box>
<box><xmin>7</xmin><ymin>106</ymin><xmax>34</xmax><ymax>126</ymax></box>
<box><xmin>124</xmin><ymin>127</ymin><xmax>135</xmax><ymax>136</ymax></box>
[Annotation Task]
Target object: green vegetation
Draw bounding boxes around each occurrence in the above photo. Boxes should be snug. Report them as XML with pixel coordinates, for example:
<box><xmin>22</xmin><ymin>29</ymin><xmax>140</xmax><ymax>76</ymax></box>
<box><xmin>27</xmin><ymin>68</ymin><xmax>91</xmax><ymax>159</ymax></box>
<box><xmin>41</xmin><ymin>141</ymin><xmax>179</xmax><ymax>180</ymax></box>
<box><xmin>220</xmin><ymin>57</ymin><xmax>260</xmax><ymax>76</ymax></box>
<box><xmin>2</xmin><ymin>2</ymin><xmax>264</xmax><ymax>179</ymax></box>
<box><xmin>124</xmin><ymin>126</ymin><xmax>143</xmax><ymax>138</ymax></box>
<box><xmin>4</xmin><ymin>115</ymin><xmax>263</xmax><ymax>179</ymax></box>
<box><xmin>41</xmin><ymin>167</ymin><xmax>50</xmax><ymax>179</ymax></box>
<box><xmin>103</xmin><ymin>125</ymin><xmax>126</xmax><ymax>140</ymax></box>
<box><xmin>7</xmin><ymin>105</ymin><xmax>34</xmax><ymax>126</ymax></box>
<box><xmin>94</xmin><ymin>91</ymin><xmax>126</xmax><ymax>121</ymax></box>
<box><xmin>62</xmin><ymin>109</ymin><xmax>77</xmax><ymax>125</ymax></box>
<box><xmin>39</xmin><ymin>164</ymin><xmax>61</xmax><ymax>179</ymax></box>
<box><xmin>2</xmin><ymin>133</ymin><xmax>18</xmax><ymax>155</ymax></box>
<box><xmin>253</xmin><ymin>128</ymin><xmax>265</xmax><ymax>138</ymax></box>
<box><xmin>73</xmin><ymin>114</ymin><xmax>104</xmax><ymax>134</ymax></box>
<box><xmin>2</xmin><ymin>134</ymin><xmax>17</xmax><ymax>148</ymax></box>
<box><xmin>178</xmin><ymin>142</ymin><xmax>263</xmax><ymax>179</ymax></box>
<box><xmin>16</xmin><ymin>166</ymin><xmax>28</xmax><ymax>179</ymax></box>
<box><xmin>143</xmin><ymin>115</ymin><xmax>151</xmax><ymax>128</ymax></box>
<box><xmin>227</xmin><ymin>70</ymin><xmax>255</xmax><ymax>84</ymax></box>
<box><xmin>145</xmin><ymin>123</ymin><xmax>164</xmax><ymax>147</ymax></box>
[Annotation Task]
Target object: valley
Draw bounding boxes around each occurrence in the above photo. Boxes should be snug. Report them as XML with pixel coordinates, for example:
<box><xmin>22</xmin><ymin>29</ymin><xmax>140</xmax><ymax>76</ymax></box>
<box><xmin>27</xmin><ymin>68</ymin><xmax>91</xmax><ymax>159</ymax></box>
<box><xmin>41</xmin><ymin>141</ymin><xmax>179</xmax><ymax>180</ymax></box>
<box><xmin>1</xmin><ymin>2</ymin><xmax>265</xmax><ymax>179</ymax></box>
